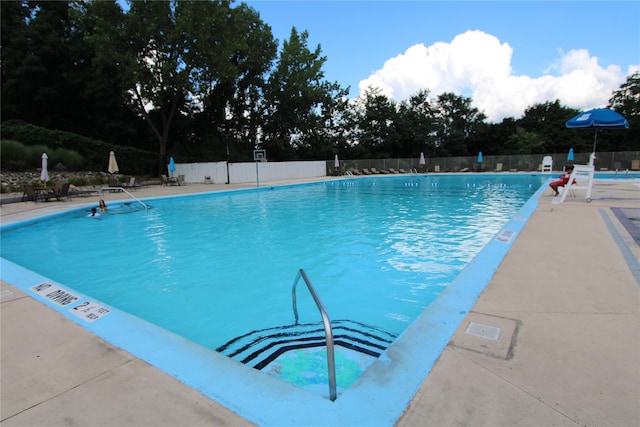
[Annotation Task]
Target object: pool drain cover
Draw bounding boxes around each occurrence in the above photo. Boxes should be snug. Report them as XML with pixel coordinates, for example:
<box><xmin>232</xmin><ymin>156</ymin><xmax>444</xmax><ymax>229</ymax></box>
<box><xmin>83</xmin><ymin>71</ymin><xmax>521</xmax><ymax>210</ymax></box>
<box><xmin>465</xmin><ymin>322</ymin><xmax>501</xmax><ymax>341</ymax></box>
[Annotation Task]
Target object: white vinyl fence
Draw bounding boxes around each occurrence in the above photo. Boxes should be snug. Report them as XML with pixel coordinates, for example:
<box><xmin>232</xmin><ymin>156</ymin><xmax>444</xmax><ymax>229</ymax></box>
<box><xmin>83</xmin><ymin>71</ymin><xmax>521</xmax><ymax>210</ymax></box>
<box><xmin>170</xmin><ymin>160</ymin><xmax>326</xmax><ymax>185</ymax></box>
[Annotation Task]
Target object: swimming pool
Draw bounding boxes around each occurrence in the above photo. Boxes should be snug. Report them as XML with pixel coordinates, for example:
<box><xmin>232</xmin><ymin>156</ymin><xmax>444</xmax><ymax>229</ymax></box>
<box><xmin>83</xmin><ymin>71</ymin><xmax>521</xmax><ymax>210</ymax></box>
<box><xmin>1</xmin><ymin>174</ymin><xmax>547</xmax><ymax>425</ymax></box>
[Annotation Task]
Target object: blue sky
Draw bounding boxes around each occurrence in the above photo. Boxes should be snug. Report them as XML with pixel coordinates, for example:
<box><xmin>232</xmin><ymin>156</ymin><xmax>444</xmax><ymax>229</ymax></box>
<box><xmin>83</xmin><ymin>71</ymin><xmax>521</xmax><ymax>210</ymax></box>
<box><xmin>243</xmin><ymin>1</ymin><xmax>640</xmax><ymax>122</ymax></box>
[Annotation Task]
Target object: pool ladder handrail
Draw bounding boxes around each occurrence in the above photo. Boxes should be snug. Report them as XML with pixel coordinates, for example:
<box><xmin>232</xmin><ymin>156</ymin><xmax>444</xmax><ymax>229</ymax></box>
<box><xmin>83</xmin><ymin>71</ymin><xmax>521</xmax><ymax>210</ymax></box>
<box><xmin>291</xmin><ymin>269</ymin><xmax>337</xmax><ymax>401</ymax></box>
<box><xmin>99</xmin><ymin>187</ymin><xmax>149</xmax><ymax>210</ymax></box>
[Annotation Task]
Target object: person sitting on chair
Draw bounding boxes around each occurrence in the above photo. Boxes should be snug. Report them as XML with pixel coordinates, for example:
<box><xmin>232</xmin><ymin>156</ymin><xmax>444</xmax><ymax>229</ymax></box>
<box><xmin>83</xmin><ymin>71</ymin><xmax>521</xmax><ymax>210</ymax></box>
<box><xmin>549</xmin><ymin>165</ymin><xmax>575</xmax><ymax>196</ymax></box>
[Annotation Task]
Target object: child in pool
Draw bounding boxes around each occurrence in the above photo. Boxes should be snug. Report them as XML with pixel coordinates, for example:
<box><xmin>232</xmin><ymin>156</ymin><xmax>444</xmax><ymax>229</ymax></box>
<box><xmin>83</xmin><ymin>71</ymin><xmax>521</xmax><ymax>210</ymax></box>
<box><xmin>88</xmin><ymin>207</ymin><xmax>100</xmax><ymax>218</ymax></box>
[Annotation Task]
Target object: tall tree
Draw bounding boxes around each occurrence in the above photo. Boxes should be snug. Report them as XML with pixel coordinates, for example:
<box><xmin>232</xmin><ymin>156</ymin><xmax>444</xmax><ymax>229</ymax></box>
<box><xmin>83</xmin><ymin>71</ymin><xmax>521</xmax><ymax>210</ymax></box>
<box><xmin>517</xmin><ymin>100</ymin><xmax>580</xmax><ymax>153</ymax></box>
<box><xmin>261</xmin><ymin>28</ymin><xmax>348</xmax><ymax>160</ymax></box>
<box><xmin>433</xmin><ymin>92</ymin><xmax>486</xmax><ymax>156</ymax></box>
<box><xmin>1</xmin><ymin>1</ymin><xmax>93</xmax><ymax>132</ymax></box>
<box><xmin>89</xmin><ymin>0</ymin><xmax>194</xmax><ymax>175</ymax></box>
<box><xmin>1</xmin><ymin>1</ymin><xmax>31</xmax><ymax>121</ymax></box>
<box><xmin>353</xmin><ymin>87</ymin><xmax>399</xmax><ymax>158</ymax></box>
<box><xmin>396</xmin><ymin>89</ymin><xmax>438</xmax><ymax>158</ymax></box>
<box><xmin>607</xmin><ymin>72</ymin><xmax>640</xmax><ymax>150</ymax></box>
<box><xmin>179</xmin><ymin>1</ymin><xmax>278</xmax><ymax>161</ymax></box>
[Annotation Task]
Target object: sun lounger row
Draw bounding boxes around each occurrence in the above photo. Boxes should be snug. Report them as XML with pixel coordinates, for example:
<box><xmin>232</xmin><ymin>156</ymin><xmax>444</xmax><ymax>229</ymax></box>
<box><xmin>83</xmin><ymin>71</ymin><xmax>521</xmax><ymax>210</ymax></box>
<box><xmin>350</xmin><ymin>167</ymin><xmax>418</xmax><ymax>175</ymax></box>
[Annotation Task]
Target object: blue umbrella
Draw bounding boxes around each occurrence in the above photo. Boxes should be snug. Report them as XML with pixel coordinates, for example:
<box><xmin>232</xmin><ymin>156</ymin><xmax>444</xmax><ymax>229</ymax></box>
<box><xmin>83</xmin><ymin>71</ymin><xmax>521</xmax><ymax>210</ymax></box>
<box><xmin>566</xmin><ymin>108</ymin><xmax>629</xmax><ymax>153</ymax></box>
<box><xmin>567</xmin><ymin>148</ymin><xmax>574</xmax><ymax>162</ymax></box>
<box><xmin>477</xmin><ymin>152</ymin><xmax>483</xmax><ymax>163</ymax></box>
<box><xmin>169</xmin><ymin>157</ymin><xmax>176</xmax><ymax>177</ymax></box>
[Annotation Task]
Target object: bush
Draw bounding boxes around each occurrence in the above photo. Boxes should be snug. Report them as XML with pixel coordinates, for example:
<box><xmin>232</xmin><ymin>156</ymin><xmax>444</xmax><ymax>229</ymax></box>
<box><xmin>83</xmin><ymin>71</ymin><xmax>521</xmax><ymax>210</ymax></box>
<box><xmin>1</xmin><ymin>120</ymin><xmax>157</xmax><ymax>175</ymax></box>
<box><xmin>0</xmin><ymin>140</ymin><xmax>30</xmax><ymax>170</ymax></box>
<box><xmin>49</xmin><ymin>148</ymin><xmax>85</xmax><ymax>170</ymax></box>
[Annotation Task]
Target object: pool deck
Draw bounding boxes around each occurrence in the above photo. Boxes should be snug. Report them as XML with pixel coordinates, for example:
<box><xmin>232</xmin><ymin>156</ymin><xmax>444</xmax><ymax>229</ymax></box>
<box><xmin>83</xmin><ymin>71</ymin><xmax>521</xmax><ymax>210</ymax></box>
<box><xmin>1</xmin><ymin>176</ymin><xmax>639</xmax><ymax>427</ymax></box>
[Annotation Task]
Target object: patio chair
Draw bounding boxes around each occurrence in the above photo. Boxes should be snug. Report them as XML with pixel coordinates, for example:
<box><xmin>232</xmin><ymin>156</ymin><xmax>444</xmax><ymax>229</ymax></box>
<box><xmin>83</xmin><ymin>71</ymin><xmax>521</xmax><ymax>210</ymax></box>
<box><xmin>22</xmin><ymin>185</ymin><xmax>39</xmax><ymax>203</ymax></box>
<box><xmin>123</xmin><ymin>176</ymin><xmax>141</xmax><ymax>190</ymax></box>
<box><xmin>177</xmin><ymin>175</ymin><xmax>185</xmax><ymax>185</ymax></box>
<box><xmin>541</xmin><ymin>156</ymin><xmax>553</xmax><ymax>173</ymax></box>
<box><xmin>494</xmin><ymin>163</ymin><xmax>503</xmax><ymax>172</ymax></box>
<box><xmin>54</xmin><ymin>182</ymin><xmax>70</xmax><ymax>201</ymax></box>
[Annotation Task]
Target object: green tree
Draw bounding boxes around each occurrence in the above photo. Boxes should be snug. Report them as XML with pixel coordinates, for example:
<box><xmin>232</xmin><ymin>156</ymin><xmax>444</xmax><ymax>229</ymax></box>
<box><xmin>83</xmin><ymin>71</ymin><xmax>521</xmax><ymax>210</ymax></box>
<box><xmin>433</xmin><ymin>92</ymin><xmax>486</xmax><ymax>156</ymax></box>
<box><xmin>261</xmin><ymin>28</ymin><xmax>349</xmax><ymax>160</ymax></box>
<box><xmin>517</xmin><ymin>100</ymin><xmax>581</xmax><ymax>154</ymax></box>
<box><xmin>608</xmin><ymin>72</ymin><xmax>640</xmax><ymax>150</ymax></box>
<box><xmin>88</xmin><ymin>0</ymin><xmax>202</xmax><ymax>174</ymax></box>
<box><xmin>505</xmin><ymin>127</ymin><xmax>545</xmax><ymax>154</ymax></box>
<box><xmin>1</xmin><ymin>1</ymin><xmax>31</xmax><ymax>122</ymax></box>
<box><xmin>353</xmin><ymin>87</ymin><xmax>399</xmax><ymax>158</ymax></box>
<box><xmin>1</xmin><ymin>1</ymin><xmax>95</xmax><ymax>133</ymax></box>
<box><xmin>180</xmin><ymin>1</ymin><xmax>278</xmax><ymax>162</ymax></box>
<box><xmin>396</xmin><ymin>89</ymin><xmax>438</xmax><ymax>158</ymax></box>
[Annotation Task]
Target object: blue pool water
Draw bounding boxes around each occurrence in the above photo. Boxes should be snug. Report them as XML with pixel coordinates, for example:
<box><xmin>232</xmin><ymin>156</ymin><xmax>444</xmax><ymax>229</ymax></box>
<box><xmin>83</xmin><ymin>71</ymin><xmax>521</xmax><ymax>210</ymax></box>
<box><xmin>1</xmin><ymin>174</ymin><xmax>548</xmax><ymax>423</ymax></box>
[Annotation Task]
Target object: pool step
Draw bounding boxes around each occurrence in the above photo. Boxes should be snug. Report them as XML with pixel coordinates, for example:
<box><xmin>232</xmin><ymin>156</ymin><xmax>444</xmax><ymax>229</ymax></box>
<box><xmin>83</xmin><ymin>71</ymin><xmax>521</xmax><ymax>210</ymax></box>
<box><xmin>216</xmin><ymin>319</ymin><xmax>397</xmax><ymax>370</ymax></box>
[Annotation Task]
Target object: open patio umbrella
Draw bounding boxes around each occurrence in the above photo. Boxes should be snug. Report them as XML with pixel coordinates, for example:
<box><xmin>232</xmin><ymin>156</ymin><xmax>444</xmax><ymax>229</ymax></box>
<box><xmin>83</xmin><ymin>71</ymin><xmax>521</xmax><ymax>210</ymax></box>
<box><xmin>108</xmin><ymin>151</ymin><xmax>119</xmax><ymax>174</ymax></box>
<box><xmin>566</xmin><ymin>108</ymin><xmax>629</xmax><ymax>153</ymax></box>
<box><xmin>169</xmin><ymin>157</ymin><xmax>176</xmax><ymax>177</ymax></box>
<box><xmin>40</xmin><ymin>153</ymin><xmax>49</xmax><ymax>185</ymax></box>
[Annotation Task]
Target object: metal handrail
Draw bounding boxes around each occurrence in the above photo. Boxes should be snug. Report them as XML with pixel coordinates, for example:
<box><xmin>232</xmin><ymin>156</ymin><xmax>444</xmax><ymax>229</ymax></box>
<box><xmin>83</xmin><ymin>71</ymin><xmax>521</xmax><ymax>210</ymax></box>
<box><xmin>99</xmin><ymin>187</ymin><xmax>149</xmax><ymax>210</ymax></box>
<box><xmin>291</xmin><ymin>269</ymin><xmax>337</xmax><ymax>401</ymax></box>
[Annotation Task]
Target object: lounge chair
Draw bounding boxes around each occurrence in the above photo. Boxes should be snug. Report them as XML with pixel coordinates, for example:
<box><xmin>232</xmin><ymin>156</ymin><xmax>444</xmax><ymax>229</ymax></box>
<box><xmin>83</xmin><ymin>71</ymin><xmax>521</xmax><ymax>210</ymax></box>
<box><xmin>162</xmin><ymin>174</ymin><xmax>179</xmax><ymax>185</ymax></box>
<box><xmin>107</xmin><ymin>176</ymin><xmax>123</xmax><ymax>192</ymax></box>
<box><xmin>177</xmin><ymin>175</ymin><xmax>185</xmax><ymax>185</ymax></box>
<box><xmin>54</xmin><ymin>182</ymin><xmax>70</xmax><ymax>201</ymax></box>
<box><xmin>351</xmin><ymin>169</ymin><xmax>362</xmax><ymax>175</ymax></box>
<box><xmin>122</xmin><ymin>176</ymin><xmax>140</xmax><ymax>191</ymax></box>
<box><xmin>388</xmin><ymin>168</ymin><xmax>400</xmax><ymax>174</ymax></box>
<box><xmin>22</xmin><ymin>185</ymin><xmax>39</xmax><ymax>203</ymax></box>
<box><xmin>370</xmin><ymin>168</ymin><xmax>382</xmax><ymax>174</ymax></box>
<box><xmin>362</xmin><ymin>168</ymin><xmax>372</xmax><ymax>175</ymax></box>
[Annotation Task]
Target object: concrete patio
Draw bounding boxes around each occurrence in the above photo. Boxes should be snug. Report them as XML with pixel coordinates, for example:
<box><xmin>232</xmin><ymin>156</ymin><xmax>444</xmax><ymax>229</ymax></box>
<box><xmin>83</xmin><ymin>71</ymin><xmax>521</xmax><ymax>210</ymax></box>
<box><xmin>1</xmin><ymin>176</ymin><xmax>638</xmax><ymax>426</ymax></box>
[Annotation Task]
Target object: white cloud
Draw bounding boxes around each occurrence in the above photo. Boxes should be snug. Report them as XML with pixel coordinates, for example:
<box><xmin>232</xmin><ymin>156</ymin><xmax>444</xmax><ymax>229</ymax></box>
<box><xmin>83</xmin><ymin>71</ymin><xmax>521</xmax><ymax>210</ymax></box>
<box><xmin>358</xmin><ymin>30</ymin><xmax>636</xmax><ymax>123</ymax></box>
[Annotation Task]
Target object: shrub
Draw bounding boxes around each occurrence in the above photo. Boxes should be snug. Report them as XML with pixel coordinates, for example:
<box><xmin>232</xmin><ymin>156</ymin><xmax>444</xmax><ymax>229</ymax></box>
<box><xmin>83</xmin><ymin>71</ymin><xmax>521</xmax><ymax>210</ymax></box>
<box><xmin>0</xmin><ymin>140</ymin><xmax>29</xmax><ymax>170</ymax></box>
<box><xmin>1</xmin><ymin>120</ymin><xmax>157</xmax><ymax>175</ymax></box>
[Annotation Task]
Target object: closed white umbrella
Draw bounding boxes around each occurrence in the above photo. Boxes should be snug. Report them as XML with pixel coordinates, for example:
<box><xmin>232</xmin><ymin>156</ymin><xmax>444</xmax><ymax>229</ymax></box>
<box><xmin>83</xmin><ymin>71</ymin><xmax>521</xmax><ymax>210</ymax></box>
<box><xmin>108</xmin><ymin>151</ymin><xmax>119</xmax><ymax>174</ymax></box>
<box><xmin>334</xmin><ymin>154</ymin><xmax>339</xmax><ymax>169</ymax></box>
<box><xmin>40</xmin><ymin>153</ymin><xmax>49</xmax><ymax>185</ymax></box>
